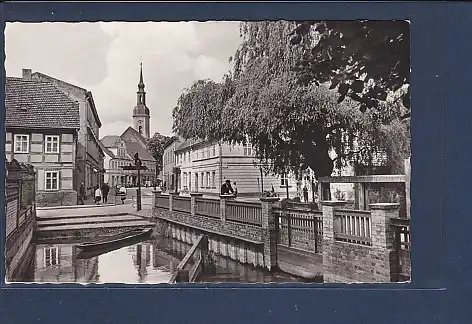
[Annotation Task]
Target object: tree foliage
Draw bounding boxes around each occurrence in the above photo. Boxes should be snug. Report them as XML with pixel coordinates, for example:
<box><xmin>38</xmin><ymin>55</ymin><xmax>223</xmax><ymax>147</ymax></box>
<box><xmin>172</xmin><ymin>21</ymin><xmax>410</xmax><ymax>179</ymax></box>
<box><xmin>146</xmin><ymin>132</ymin><xmax>170</xmax><ymax>175</ymax></box>
<box><xmin>290</xmin><ymin>20</ymin><xmax>410</xmax><ymax>117</ymax></box>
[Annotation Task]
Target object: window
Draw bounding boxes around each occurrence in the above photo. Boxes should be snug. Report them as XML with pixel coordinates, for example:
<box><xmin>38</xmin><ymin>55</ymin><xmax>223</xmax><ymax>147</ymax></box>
<box><xmin>44</xmin><ymin>247</ymin><xmax>59</xmax><ymax>267</ymax></box>
<box><xmin>280</xmin><ymin>173</ymin><xmax>289</xmax><ymax>187</ymax></box>
<box><xmin>212</xmin><ymin>171</ymin><xmax>216</xmax><ymax>187</ymax></box>
<box><xmin>201</xmin><ymin>172</ymin><xmax>204</xmax><ymax>188</ymax></box>
<box><xmin>14</xmin><ymin>134</ymin><xmax>29</xmax><ymax>153</ymax></box>
<box><xmin>206</xmin><ymin>172</ymin><xmax>210</xmax><ymax>188</ymax></box>
<box><xmin>45</xmin><ymin>135</ymin><xmax>59</xmax><ymax>153</ymax></box>
<box><xmin>243</xmin><ymin>142</ymin><xmax>253</xmax><ymax>156</ymax></box>
<box><xmin>212</xmin><ymin>145</ymin><xmax>216</xmax><ymax>156</ymax></box>
<box><xmin>45</xmin><ymin>171</ymin><xmax>60</xmax><ymax>191</ymax></box>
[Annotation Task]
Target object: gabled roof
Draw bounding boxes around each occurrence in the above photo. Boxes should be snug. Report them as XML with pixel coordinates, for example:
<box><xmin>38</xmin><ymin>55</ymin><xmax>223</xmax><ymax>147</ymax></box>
<box><xmin>5</xmin><ymin>77</ymin><xmax>80</xmax><ymax>130</ymax></box>
<box><xmin>31</xmin><ymin>72</ymin><xmax>102</xmax><ymax>127</ymax></box>
<box><xmin>98</xmin><ymin>139</ymin><xmax>115</xmax><ymax>158</ymax></box>
<box><xmin>163</xmin><ymin>136</ymin><xmax>182</xmax><ymax>149</ymax></box>
<box><xmin>120</xmin><ymin>126</ymin><xmax>147</xmax><ymax>146</ymax></box>
<box><xmin>100</xmin><ymin>135</ymin><xmax>121</xmax><ymax>148</ymax></box>
<box><xmin>175</xmin><ymin>138</ymin><xmax>204</xmax><ymax>152</ymax></box>
<box><xmin>123</xmin><ymin>140</ymin><xmax>155</xmax><ymax>161</ymax></box>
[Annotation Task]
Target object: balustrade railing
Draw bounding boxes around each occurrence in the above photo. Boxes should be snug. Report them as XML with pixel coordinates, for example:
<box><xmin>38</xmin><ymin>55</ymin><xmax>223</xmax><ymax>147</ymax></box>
<box><xmin>172</xmin><ymin>196</ymin><xmax>191</xmax><ymax>213</ymax></box>
<box><xmin>274</xmin><ymin>207</ymin><xmax>322</xmax><ymax>253</ymax></box>
<box><xmin>334</xmin><ymin>209</ymin><xmax>372</xmax><ymax>246</ymax></box>
<box><xmin>391</xmin><ymin>217</ymin><xmax>411</xmax><ymax>280</ymax></box>
<box><xmin>195</xmin><ymin>198</ymin><xmax>220</xmax><ymax>218</ymax></box>
<box><xmin>155</xmin><ymin>195</ymin><xmax>169</xmax><ymax>208</ymax></box>
<box><xmin>226</xmin><ymin>201</ymin><xmax>262</xmax><ymax>226</ymax></box>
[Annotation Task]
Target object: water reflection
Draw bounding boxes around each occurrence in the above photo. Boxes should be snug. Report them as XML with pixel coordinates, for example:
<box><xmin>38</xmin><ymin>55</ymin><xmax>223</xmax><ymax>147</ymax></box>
<box><xmin>34</xmin><ymin>237</ymin><xmax>182</xmax><ymax>284</ymax></box>
<box><xmin>30</xmin><ymin>235</ymin><xmax>306</xmax><ymax>284</ymax></box>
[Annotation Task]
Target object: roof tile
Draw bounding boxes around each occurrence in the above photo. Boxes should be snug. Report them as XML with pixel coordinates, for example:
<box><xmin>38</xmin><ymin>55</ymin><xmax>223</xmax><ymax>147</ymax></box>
<box><xmin>5</xmin><ymin>77</ymin><xmax>79</xmax><ymax>129</ymax></box>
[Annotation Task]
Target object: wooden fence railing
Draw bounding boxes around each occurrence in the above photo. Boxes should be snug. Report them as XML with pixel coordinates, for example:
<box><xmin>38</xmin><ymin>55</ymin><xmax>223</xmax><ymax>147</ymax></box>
<box><xmin>274</xmin><ymin>207</ymin><xmax>323</xmax><ymax>253</ymax></box>
<box><xmin>169</xmin><ymin>235</ymin><xmax>209</xmax><ymax>283</ymax></box>
<box><xmin>334</xmin><ymin>209</ymin><xmax>372</xmax><ymax>246</ymax></box>
<box><xmin>155</xmin><ymin>195</ymin><xmax>169</xmax><ymax>209</ymax></box>
<box><xmin>226</xmin><ymin>201</ymin><xmax>262</xmax><ymax>226</ymax></box>
<box><xmin>5</xmin><ymin>179</ymin><xmax>36</xmax><ymax>240</ymax></box>
<box><xmin>391</xmin><ymin>217</ymin><xmax>411</xmax><ymax>280</ymax></box>
<box><xmin>195</xmin><ymin>198</ymin><xmax>220</xmax><ymax>218</ymax></box>
<box><xmin>172</xmin><ymin>196</ymin><xmax>191</xmax><ymax>213</ymax></box>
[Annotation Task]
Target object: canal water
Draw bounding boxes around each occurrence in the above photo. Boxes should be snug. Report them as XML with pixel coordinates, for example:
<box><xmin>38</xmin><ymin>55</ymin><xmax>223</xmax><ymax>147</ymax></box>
<box><xmin>21</xmin><ymin>234</ymin><xmax>305</xmax><ymax>284</ymax></box>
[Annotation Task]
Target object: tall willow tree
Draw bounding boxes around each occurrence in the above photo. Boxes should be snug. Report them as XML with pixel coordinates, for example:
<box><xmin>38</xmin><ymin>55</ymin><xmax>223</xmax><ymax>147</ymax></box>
<box><xmin>173</xmin><ymin>21</ymin><xmax>410</xmax><ymax>179</ymax></box>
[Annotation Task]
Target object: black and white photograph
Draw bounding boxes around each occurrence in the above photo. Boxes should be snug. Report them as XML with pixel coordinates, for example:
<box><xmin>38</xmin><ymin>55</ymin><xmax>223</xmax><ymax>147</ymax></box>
<box><xmin>4</xmin><ymin>20</ymin><xmax>411</xmax><ymax>284</ymax></box>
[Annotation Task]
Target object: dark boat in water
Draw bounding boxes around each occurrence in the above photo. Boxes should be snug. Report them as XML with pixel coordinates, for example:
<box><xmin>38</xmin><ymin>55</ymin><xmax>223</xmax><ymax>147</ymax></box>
<box><xmin>75</xmin><ymin>228</ymin><xmax>152</xmax><ymax>255</ymax></box>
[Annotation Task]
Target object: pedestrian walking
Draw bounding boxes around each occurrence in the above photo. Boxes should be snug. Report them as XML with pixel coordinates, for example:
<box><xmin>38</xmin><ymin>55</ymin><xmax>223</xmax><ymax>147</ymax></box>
<box><xmin>94</xmin><ymin>185</ymin><xmax>102</xmax><ymax>205</ymax></box>
<box><xmin>101</xmin><ymin>182</ymin><xmax>110</xmax><ymax>204</ymax></box>
<box><xmin>119</xmin><ymin>185</ymin><xmax>127</xmax><ymax>204</ymax></box>
<box><xmin>78</xmin><ymin>182</ymin><xmax>85</xmax><ymax>205</ymax></box>
<box><xmin>303</xmin><ymin>185</ymin><xmax>309</xmax><ymax>203</ymax></box>
<box><xmin>233</xmin><ymin>182</ymin><xmax>238</xmax><ymax>198</ymax></box>
<box><xmin>220</xmin><ymin>179</ymin><xmax>234</xmax><ymax>196</ymax></box>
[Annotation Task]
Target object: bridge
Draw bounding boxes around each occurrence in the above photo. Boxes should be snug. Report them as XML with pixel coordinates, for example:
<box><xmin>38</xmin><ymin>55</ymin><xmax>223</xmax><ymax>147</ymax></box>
<box><xmin>152</xmin><ymin>183</ymin><xmax>411</xmax><ymax>283</ymax></box>
<box><xmin>5</xmin><ymin>158</ymin><xmax>411</xmax><ymax>283</ymax></box>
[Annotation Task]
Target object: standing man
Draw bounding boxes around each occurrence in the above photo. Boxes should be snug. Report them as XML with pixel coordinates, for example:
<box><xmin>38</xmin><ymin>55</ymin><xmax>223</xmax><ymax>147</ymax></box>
<box><xmin>78</xmin><ymin>182</ymin><xmax>85</xmax><ymax>205</ymax></box>
<box><xmin>303</xmin><ymin>185</ymin><xmax>309</xmax><ymax>203</ymax></box>
<box><xmin>101</xmin><ymin>182</ymin><xmax>110</xmax><ymax>204</ymax></box>
<box><xmin>233</xmin><ymin>182</ymin><xmax>238</xmax><ymax>198</ymax></box>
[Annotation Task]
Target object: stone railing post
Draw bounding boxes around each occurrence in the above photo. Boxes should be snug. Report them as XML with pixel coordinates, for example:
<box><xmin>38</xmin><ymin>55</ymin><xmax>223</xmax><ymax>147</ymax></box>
<box><xmin>260</xmin><ymin>196</ymin><xmax>280</xmax><ymax>271</ymax></box>
<box><xmin>152</xmin><ymin>189</ymin><xmax>162</xmax><ymax>209</ymax></box>
<box><xmin>169</xmin><ymin>192</ymin><xmax>179</xmax><ymax>212</ymax></box>
<box><xmin>190</xmin><ymin>192</ymin><xmax>203</xmax><ymax>216</ymax></box>
<box><xmin>219</xmin><ymin>195</ymin><xmax>234</xmax><ymax>222</ymax></box>
<box><xmin>321</xmin><ymin>200</ymin><xmax>347</xmax><ymax>241</ymax></box>
<box><xmin>370</xmin><ymin>203</ymin><xmax>399</xmax><ymax>250</ymax></box>
<box><xmin>370</xmin><ymin>203</ymin><xmax>399</xmax><ymax>282</ymax></box>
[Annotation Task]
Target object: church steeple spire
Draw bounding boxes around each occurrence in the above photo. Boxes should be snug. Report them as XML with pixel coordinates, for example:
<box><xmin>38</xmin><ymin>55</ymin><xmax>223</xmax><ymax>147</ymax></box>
<box><xmin>138</xmin><ymin>62</ymin><xmax>144</xmax><ymax>88</ymax></box>
<box><xmin>133</xmin><ymin>61</ymin><xmax>151</xmax><ymax>139</ymax></box>
<box><xmin>137</xmin><ymin>62</ymin><xmax>146</xmax><ymax>105</ymax></box>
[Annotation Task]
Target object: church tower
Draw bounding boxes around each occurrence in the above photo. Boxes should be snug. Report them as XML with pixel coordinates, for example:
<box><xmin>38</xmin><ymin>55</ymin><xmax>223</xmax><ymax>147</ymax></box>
<box><xmin>133</xmin><ymin>62</ymin><xmax>151</xmax><ymax>139</ymax></box>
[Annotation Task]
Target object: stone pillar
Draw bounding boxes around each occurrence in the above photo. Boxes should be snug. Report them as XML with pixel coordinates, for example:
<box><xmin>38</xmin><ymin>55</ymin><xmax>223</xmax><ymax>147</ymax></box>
<box><xmin>321</xmin><ymin>200</ymin><xmax>347</xmax><ymax>242</ymax></box>
<box><xmin>219</xmin><ymin>195</ymin><xmax>234</xmax><ymax>222</ymax></box>
<box><xmin>370</xmin><ymin>203</ymin><xmax>399</xmax><ymax>250</ymax></box>
<box><xmin>152</xmin><ymin>189</ymin><xmax>162</xmax><ymax>209</ymax></box>
<box><xmin>370</xmin><ymin>203</ymin><xmax>399</xmax><ymax>282</ymax></box>
<box><xmin>169</xmin><ymin>192</ymin><xmax>179</xmax><ymax>212</ymax></box>
<box><xmin>321</xmin><ymin>200</ymin><xmax>347</xmax><ymax>282</ymax></box>
<box><xmin>190</xmin><ymin>192</ymin><xmax>203</xmax><ymax>216</ymax></box>
<box><xmin>260</xmin><ymin>196</ymin><xmax>280</xmax><ymax>271</ymax></box>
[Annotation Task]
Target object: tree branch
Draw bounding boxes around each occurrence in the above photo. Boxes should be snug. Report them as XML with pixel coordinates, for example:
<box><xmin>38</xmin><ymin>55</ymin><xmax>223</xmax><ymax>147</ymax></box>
<box><xmin>331</xmin><ymin>146</ymin><xmax>369</xmax><ymax>162</ymax></box>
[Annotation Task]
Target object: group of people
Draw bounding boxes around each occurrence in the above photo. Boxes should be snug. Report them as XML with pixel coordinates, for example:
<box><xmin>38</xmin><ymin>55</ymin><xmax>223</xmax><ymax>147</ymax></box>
<box><xmin>220</xmin><ymin>180</ymin><xmax>238</xmax><ymax>197</ymax></box>
<box><xmin>77</xmin><ymin>182</ymin><xmax>128</xmax><ymax>205</ymax></box>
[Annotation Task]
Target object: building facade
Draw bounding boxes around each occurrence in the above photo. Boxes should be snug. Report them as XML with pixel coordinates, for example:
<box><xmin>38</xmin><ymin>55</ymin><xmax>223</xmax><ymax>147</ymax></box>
<box><xmin>100</xmin><ymin>64</ymin><xmax>157</xmax><ymax>187</ymax></box>
<box><xmin>173</xmin><ymin>139</ymin><xmax>298</xmax><ymax>198</ymax></box>
<box><xmin>5</xmin><ymin>70</ymin><xmax>80</xmax><ymax>206</ymax></box>
<box><xmin>162</xmin><ymin>136</ymin><xmax>182</xmax><ymax>191</ymax></box>
<box><xmin>101</xmin><ymin>129</ymin><xmax>157</xmax><ymax>187</ymax></box>
<box><xmin>30</xmin><ymin>70</ymin><xmax>105</xmax><ymax>198</ymax></box>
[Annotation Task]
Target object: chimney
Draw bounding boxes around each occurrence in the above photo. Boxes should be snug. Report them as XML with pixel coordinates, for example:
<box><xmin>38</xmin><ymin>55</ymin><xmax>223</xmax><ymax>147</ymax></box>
<box><xmin>22</xmin><ymin>69</ymin><xmax>32</xmax><ymax>81</ymax></box>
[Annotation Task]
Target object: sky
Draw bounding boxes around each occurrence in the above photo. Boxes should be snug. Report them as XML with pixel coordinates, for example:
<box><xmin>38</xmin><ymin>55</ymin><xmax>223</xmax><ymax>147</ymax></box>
<box><xmin>5</xmin><ymin>22</ymin><xmax>242</xmax><ymax>138</ymax></box>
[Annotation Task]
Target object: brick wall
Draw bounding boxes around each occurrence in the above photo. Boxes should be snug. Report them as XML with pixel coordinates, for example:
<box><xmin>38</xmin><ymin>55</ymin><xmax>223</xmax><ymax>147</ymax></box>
<box><xmin>322</xmin><ymin>201</ymin><xmax>399</xmax><ymax>283</ymax></box>
<box><xmin>36</xmin><ymin>190</ymin><xmax>78</xmax><ymax>207</ymax></box>
<box><xmin>154</xmin><ymin>207</ymin><xmax>263</xmax><ymax>243</ymax></box>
